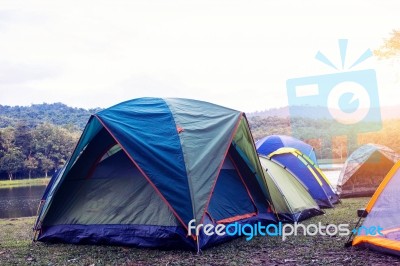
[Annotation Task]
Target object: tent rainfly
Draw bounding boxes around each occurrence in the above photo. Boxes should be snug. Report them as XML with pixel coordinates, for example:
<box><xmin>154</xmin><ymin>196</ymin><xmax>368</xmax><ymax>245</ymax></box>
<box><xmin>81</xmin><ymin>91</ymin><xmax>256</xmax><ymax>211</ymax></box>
<box><xmin>352</xmin><ymin>161</ymin><xmax>400</xmax><ymax>256</ymax></box>
<box><xmin>337</xmin><ymin>144</ymin><xmax>400</xmax><ymax>198</ymax></box>
<box><xmin>259</xmin><ymin>156</ymin><xmax>324</xmax><ymax>222</ymax></box>
<box><xmin>256</xmin><ymin>135</ymin><xmax>319</xmax><ymax>166</ymax></box>
<box><xmin>267</xmin><ymin>148</ymin><xmax>340</xmax><ymax>208</ymax></box>
<box><xmin>33</xmin><ymin>97</ymin><xmax>278</xmax><ymax>251</ymax></box>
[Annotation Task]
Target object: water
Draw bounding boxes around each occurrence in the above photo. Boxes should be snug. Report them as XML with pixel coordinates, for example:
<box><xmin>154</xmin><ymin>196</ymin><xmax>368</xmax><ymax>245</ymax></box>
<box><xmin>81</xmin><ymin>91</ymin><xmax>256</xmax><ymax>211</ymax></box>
<box><xmin>0</xmin><ymin>185</ymin><xmax>46</xmax><ymax>219</ymax></box>
<box><xmin>320</xmin><ymin>163</ymin><xmax>343</xmax><ymax>189</ymax></box>
<box><xmin>323</xmin><ymin>170</ymin><xmax>341</xmax><ymax>188</ymax></box>
<box><xmin>0</xmin><ymin>168</ymin><xmax>342</xmax><ymax>219</ymax></box>
<box><xmin>319</xmin><ymin>163</ymin><xmax>344</xmax><ymax>171</ymax></box>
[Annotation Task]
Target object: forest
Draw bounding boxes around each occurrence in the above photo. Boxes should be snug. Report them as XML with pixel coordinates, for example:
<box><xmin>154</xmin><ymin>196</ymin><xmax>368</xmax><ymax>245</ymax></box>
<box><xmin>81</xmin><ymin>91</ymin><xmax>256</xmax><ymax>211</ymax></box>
<box><xmin>0</xmin><ymin>122</ymin><xmax>80</xmax><ymax>180</ymax></box>
<box><xmin>0</xmin><ymin>103</ymin><xmax>87</xmax><ymax>180</ymax></box>
<box><xmin>1</xmin><ymin>102</ymin><xmax>399</xmax><ymax>180</ymax></box>
<box><xmin>249</xmin><ymin>115</ymin><xmax>400</xmax><ymax>161</ymax></box>
<box><xmin>0</xmin><ymin>102</ymin><xmax>100</xmax><ymax>130</ymax></box>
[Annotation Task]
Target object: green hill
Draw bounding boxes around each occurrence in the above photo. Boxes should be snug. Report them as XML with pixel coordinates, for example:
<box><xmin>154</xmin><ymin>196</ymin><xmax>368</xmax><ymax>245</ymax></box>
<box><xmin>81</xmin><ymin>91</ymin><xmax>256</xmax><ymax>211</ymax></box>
<box><xmin>0</xmin><ymin>103</ymin><xmax>101</xmax><ymax>130</ymax></box>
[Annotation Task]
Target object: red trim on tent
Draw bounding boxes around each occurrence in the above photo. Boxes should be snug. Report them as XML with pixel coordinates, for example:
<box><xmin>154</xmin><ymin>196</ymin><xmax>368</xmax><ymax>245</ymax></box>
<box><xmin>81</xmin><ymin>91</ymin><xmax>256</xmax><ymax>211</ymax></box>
<box><xmin>85</xmin><ymin>143</ymin><xmax>116</xmax><ymax>179</ymax></box>
<box><xmin>34</xmin><ymin>116</ymin><xmax>98</xmax><ymax>235</ymax></box>
<box><xmin>242</xmin><ymin>114</ymin><xmax>276</xmax><ymax>214</ymax></box>
<box><xmin>205</xmin><ymin>211</ymin><xmax>216</xmax><ymax>224</ymax></box>
<box><xmin>93</xmin><ymin>114</ymin><xmax>190</xmax><ymax>234</ymax></box>
<box><xmin>199</xmin><ymin>113</ymin><xmax>243</xmax><ymax>224</ymax></box>
<box><xmin>228</xmin><ymin>153</ymin><xmax>259</xmax><ymax>214</ymax></box>
<box><xmin>217</xmin><ymin>212</ymin><xmax>257</xmax><ymax>224</ymax></box>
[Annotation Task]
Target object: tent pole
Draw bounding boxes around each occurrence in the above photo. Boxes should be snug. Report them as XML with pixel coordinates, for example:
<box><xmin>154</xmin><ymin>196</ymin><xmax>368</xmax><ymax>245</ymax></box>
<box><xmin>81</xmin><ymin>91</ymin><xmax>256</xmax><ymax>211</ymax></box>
<box><xmin>344</xmin><ymin>214</ymin><xmax>364</xmax><ymax>247</ymax></box>
<box><xmin>32</xmin><ymin>200</ymin><xmax>45</xmax><ymax>243</ymax></box>
<box><xmin>196</xmin><ymin>235</ymin><xmax>201</xmax><ymax>254</ymax></box>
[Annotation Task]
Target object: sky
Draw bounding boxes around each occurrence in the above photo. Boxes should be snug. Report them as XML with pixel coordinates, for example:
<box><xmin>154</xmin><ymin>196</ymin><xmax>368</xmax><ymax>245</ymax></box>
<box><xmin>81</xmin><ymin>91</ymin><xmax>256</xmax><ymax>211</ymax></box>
<box><xmin>0</xmin><ymin>0</ymin><xmax>400</xmax><ymax>112</ymax></box>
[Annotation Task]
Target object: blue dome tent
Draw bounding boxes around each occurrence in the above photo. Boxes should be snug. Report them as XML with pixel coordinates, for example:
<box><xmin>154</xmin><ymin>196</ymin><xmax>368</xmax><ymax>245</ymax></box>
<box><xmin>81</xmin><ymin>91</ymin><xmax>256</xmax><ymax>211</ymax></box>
<box><xmin>33</xmin><ymin>98</ymin><xmax>277</xmax><ymax>251</ymax></box>
<box><xmin>256</xmin><ymin>135</ymin><xmax>319</xmax><ymax>166</ymax></box>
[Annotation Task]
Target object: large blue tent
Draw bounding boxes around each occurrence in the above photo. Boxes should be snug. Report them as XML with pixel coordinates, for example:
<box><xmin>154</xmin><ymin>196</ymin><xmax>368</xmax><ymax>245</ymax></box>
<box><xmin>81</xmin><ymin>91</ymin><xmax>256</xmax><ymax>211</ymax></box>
<box><xmin>33</xmin><ymin>98</ymin><xmax>277</xmax><ymax>250</ymax></box>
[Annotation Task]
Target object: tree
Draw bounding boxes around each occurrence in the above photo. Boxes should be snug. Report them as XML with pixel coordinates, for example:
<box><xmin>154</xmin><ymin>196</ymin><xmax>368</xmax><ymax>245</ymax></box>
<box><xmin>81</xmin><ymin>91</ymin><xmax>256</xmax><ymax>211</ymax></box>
<box><xmin>39</xmin><ymin>155</ymin><xmax>54</xmax><ymax>178</ymax></box>
<box><xmin>374</xmin><ymin>30</ymin><xmax>400</xmax><ymax>59</ymax></box>
<box><xmin>31</xmin><ymin>123</ymin><xmax>78</xmax><ymax>175</ymax></box>
<box><xmin>0</xmin><ymin>147</ymin><xmax>24</xmax><ymax>180</ymax></box>
<box><xmin>14</xmin><ymin>121</ymin><xmax>33</xmax><ymax>157</ymax></box>
<box><xmin>24</xmin><ymin>156</ymin><xmax>39</xmax><ymax>179</ymax></box>
<box><xmin>0</xmin><ymin>127</ymin><xmax>16</xmax><ymax>151</ymax></box>
<box><xmin>0</xmin><ymin>127</ymin><xmax>25</xmax><ymax>179</ymax></box>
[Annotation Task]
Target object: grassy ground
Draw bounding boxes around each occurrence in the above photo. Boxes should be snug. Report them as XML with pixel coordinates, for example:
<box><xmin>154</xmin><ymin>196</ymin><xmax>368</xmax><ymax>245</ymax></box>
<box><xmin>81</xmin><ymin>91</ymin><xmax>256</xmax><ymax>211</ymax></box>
<box><xmin>1</xmin><ymin>198</ymin><xmax>399</xmax><ymax>265</ymax></box>
<box><xmin>0</xmin><ymin>178</ymin><xmax>50</xmax><ymax>189</ymax></box>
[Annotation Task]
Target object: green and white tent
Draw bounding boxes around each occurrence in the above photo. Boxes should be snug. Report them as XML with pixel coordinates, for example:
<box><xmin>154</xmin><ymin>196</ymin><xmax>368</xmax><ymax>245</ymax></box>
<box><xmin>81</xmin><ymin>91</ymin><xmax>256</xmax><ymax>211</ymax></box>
<box><xmin>259</xmin><ymin>156</ymin><xmax>323</xmax><ymax>222</ymax></box>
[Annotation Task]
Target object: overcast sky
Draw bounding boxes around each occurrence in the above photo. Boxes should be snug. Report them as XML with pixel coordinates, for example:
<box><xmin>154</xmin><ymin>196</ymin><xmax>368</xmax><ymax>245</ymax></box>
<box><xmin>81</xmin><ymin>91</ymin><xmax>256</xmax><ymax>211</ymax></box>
<box><xmin>0</xmin><ymin>0</ymin><xmax>399</xmax><ymax>112</ymax></box>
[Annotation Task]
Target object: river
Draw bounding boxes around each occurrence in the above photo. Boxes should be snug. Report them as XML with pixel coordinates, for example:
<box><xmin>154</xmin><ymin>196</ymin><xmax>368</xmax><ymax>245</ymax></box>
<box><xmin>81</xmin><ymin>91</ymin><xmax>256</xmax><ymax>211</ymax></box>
<box><xmin>0</xmin><ymin>166</ymin><xmax>342</xmax><ymax>219</ymax></box>
<box><xmin>0</xmin><ymin>185</ymin><xmax>46</xmax><ymax>219</ymax></box>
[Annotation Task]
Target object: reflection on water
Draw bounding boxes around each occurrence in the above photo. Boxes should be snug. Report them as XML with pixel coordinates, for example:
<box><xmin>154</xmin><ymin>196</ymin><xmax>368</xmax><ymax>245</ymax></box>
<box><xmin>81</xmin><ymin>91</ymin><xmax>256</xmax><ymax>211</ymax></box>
<box><xmin>0</xmin><ymin>169</ymin><xmax>342</xmax><ymax>219</ymax></box>
<box><xmin>0</xmin><ymin>185</ymin><xmax>46</xmax><ymax>219</ymax></box>
<box><xmin>323</xmin><ymin>170</ymin><xmax>341</xmax><ymax>189</ymax></box>
<box><xmin>319</xmin><ymin>163</ymin><xmax>344</xmax><ymax>170</ymax></box>
<box><xmin>320</xmin><ymin>163</ymin><xmax>343</xmax><ymax>190</ymax></box>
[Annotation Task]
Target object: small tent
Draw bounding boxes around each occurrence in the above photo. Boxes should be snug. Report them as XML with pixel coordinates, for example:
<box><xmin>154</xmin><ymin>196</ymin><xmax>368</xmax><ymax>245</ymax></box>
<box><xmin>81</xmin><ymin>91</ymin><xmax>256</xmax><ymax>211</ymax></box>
<box><xmin>267</xmin><ymin>148</ymin><xmax>339</xmax><ymax>208</ymax></box>
<box><xmin>256</xmin><ymin>135</ymin><xmax>319</xmax><ymax>166</ymax></box>
<box><xmin>33</xmin><ymin>98</ymin><xmax>277</xmax><ymax>251</ymax></box>
<box><xmin>352</xmin><ymin>161</ymin><xmax>400</xmax><ymax>256</ymax></box>
<box><xmin>337</xmin><ymin>144</ymin><xmax>400</xmax><ymax>198</ymax></box>
<box><xmin>259</xmin><ymin>156</ymin><xmax>323</xmax><ymax>222</ymax></box>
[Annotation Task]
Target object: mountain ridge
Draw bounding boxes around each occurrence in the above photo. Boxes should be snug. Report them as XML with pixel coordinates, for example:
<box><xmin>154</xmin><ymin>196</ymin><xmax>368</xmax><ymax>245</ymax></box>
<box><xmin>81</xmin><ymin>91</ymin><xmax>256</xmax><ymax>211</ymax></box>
<box><xmin>1</xmin><ymin>103</ymin><xmax>399</xmax><ymax>130</ymax></box>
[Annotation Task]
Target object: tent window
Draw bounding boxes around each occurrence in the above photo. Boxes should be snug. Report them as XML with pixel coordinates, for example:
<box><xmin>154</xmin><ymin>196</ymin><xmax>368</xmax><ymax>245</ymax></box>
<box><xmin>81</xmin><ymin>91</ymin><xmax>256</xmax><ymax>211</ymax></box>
<box><xmin>208</xmin><ymin>155</ymin><xmax>257</xmax><ymax>222</ymax></box>
<box><xmin>71</xmin><ymin>144</ymin><xmax>88</xmax><ymax>168</ymax></box>
<box><xmin>99</xmin><ymin>144</ymin><xmax>122</xmax><ymax>163</ymax></box>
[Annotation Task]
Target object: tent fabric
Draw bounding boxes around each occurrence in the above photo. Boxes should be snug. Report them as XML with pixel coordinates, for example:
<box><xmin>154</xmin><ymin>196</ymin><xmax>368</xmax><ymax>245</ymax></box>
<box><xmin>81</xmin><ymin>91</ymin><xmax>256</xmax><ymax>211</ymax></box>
<box><xmin>39</xmin><ymin>224</ymin><xmax>195</xmax><ymax>249</ymax></box>
<box><xmin>352</xmin><ymin>161</ymin><xmax>400</xmax><ymax>256</ymax></box>
<box><xmin>41</xmin><ymin>167</ymin><xmax>62</xmax><ymax>201</ymax></box>
<box><xmin>256</xmin><ymin>135</ymin><xmax>318</xmax><ymax>166</ymax></box>
<box><xmin>267</xmin><ymin>148</ymin><xmax>339</xmax><ymax>208</ymax></box>
<box><xmin>164</xmin><ymin>98</ymin><xmax>242</xmax><ymax>224</ymax></box>
<box><xmin>337</xmin><ymin>144</ymin><xmax>400</xmax><ymax>198</ymax></box>
<box><xmin>38</xmin><ymin>117</ymin><xmax>104</xmax><ymax>220</ymax></box>
<box><xmin>95</xmin><ymin>98</ymin><xmax>193</xmax><ymax>226</ymax></box>
<box><xmin>232</xmin><ymin>117</ymin><xmax>273</xmax><ymax>204</ymax></box>
<box><xmin>34</xmin><ymin>97</ymin><xmax>277</xmax><ymax>250</ymax></box>
<box><xmin>42</xmin><ymin>150</ymin><xmax>178</xmax><ymax>226</ymax></box>
<box><xmin>229</xmin><ymin>142</ymin><xmax>271</xmax><ymax>215</ymax></box>
<box><xmin>208</xmin><ymin>153</ymin><xmax>257</xmax><ymax>222</ymax></box>
<box><xmin>259</xmin><ymin>156</ymin><xmax>323</xmax><ymax>222</ymax></box>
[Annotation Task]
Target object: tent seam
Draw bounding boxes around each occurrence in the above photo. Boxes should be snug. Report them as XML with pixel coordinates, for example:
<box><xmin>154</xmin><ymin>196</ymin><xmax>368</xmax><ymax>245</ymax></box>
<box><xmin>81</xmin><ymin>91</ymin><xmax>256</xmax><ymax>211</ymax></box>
<box><xmin>162</xmin><ymin>99</ymin><xmax>197</xmax><ymax>231</ymax></box>
<box><xmin>93</xmin><ymin>114</ymin><xmax>190</xmax><ymax>233</ymax></box>
<box><xmin>199</xmin><ymin>113</ymin><xmax>243</xmax><ymax>224</ymax></box>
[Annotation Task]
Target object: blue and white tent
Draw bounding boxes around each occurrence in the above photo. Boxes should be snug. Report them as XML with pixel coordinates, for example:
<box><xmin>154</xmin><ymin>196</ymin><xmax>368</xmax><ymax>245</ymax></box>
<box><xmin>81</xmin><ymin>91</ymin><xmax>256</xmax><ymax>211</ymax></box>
<box><xmin>256</xmin><ymin>135</ymin><xmax>319</xmax><ymax>166</ymax></box>
<box><xmin>33</xmin><ymin>98</ymin><xmax>277</xmax><ymax>250</ymax></box>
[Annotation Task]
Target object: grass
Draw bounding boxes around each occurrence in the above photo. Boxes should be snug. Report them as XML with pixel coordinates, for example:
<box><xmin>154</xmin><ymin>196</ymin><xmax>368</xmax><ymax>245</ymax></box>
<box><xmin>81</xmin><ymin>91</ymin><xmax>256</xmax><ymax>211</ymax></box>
<box><xmin>0</xmin><ymin>178</ymin><xmax>50</xmax><ymax>189</ymax></box>
<box><xmin>0</xmin><ymin>198</ymin><xmax>398</xmax><ymax>265</ymax></box>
